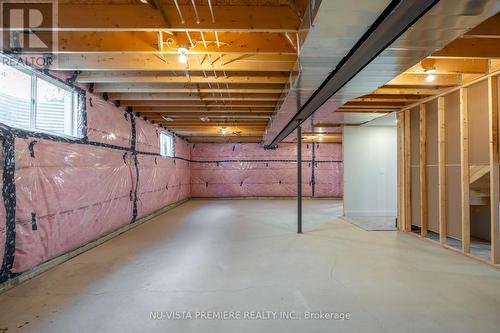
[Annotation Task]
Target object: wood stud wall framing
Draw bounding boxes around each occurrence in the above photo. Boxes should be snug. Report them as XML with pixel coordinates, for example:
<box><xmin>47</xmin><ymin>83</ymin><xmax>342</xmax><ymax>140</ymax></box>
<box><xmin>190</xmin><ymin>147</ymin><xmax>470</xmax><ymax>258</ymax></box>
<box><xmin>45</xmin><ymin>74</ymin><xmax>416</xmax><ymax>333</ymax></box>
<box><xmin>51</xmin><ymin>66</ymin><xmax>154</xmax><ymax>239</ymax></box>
<box><xmin>489</xmin><ymin>76</ymin><xmax>500</xmax><ymax>264</ymax></box>
<box><xmin>397</xmin><ymin>71</ymin><xmax>500</xmax><ymax>268</ymax></box>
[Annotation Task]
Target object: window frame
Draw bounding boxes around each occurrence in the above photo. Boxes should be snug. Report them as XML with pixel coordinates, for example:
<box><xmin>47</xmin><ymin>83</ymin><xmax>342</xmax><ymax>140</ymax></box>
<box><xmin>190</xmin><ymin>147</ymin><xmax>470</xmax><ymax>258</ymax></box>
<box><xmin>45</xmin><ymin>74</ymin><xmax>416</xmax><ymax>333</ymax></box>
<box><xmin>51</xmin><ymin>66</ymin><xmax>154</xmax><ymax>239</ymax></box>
<box><xmin>159</xmin><ymin>131</ymin><xmax>175</xmax><ymax>157</ymax></box>
<box><xmin>0</xmin><ymin>54</ymin><xmax>85</xmax><ymax>139</ymax></box>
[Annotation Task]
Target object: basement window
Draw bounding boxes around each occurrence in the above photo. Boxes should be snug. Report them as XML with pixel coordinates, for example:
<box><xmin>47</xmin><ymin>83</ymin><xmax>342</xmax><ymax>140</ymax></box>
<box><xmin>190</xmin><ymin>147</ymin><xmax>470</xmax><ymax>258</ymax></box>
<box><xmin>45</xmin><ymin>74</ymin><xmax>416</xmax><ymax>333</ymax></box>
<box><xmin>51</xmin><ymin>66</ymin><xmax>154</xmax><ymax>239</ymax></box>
<box><xmin>160</xmin><ymin>132</ymin><xmax>175</xmax><ymax>157</ymax></box>
<box><xmin>0</xmin><ymin>58</ymin><xmax>83</xmax><ymax>138</ymax></box>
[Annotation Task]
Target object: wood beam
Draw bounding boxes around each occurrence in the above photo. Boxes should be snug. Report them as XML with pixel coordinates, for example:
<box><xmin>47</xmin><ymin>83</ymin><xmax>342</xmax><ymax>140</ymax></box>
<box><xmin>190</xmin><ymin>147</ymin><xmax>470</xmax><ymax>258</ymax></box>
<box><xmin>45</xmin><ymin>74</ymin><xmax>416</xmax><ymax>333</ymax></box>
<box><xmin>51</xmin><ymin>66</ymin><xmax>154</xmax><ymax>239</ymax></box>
<box><xmin>335</xmin><ymin>109</ymin><xmax>392</xmax><ymax>113</ymax></box>
<box><xmin>464</xmin><ymin>14</ymin><xmax>500</xmax><ymax>38</ymax></box>
<box><xmin>437</xmin><ymin>96</ymin><xmax>446</xmax><ymax>243</ymax></box>
<box><xmin>342</xmin><ymin>101</ymin><xmax>408</xmax><ymax>108</ymax></box>
<box><xmin>138</xmin><ymin>110</ymin><xmax>273</xmax><ymax>115</ymax></box>
<box><xmin>354</xmin><ymin>95</ymin><xmax>424</xmax><ymax>103</ymax></box>
<box><xmin>50</xmin><ymin>54</ymin><xmax>296</xmax><ymax>71</ymax></box>
<box><xmin>460</xmin><ymin>87</ymin><xmax>470</xmax><ymax>253</ymax></box>
<box><xmin>109</xmin><ymin>93</ymin><xmax>283</xmax><ymax>101</ymax></box>
<box><xmin>93</xmin><ymin>83</ymin><xmax>285</xmax><ymax>94</ymax></box>
<box><xmin>186</xmin><ymin>136</ymin><xmax>263</xmax><ymax>143</ymax></box>
<box><xmin>371</xmin><ymin>87</ymin><xmax>444</xmax><ymax>96</ymax></box>
<box><xmin>77</xmin><ymin>72</ymin><xmax>290</xmax><ymax>84</ymax></box>
<box><xmin>431</xmin><ymin>38</ymin><xmax>500</xmax><ymax>59</ymax></box>
<box><xmin>386</xmin><ymin>73</ymin><xmax>460</xmax><ymax>87</ymax></box>
<box><xmin>57</xmin><ymin>31</ymin><xmax>296</xmax><ymax>55</ymax></box>
<box><xmin>419</xmin><ymin>104</ymin><xmax>428</xmax><ymax>237</ymax></box>
<box><xmin>56</xmin><ymin>4</ymin><xmax>299</xmax><ymax>32</ymax></box>
<box><xmin>407</xmin><ymin>59</ymin><xmax>489</xmax><ymax>75</ymax></box>
<box><xmin>122</xmin><ymin>101</ymin><xmax>277</xmax><ymax>107</ymax></box>
<box><xmin>488</xmin><ymin>75</ymin><xmax>500</xmax><ymax>264</ymax></box>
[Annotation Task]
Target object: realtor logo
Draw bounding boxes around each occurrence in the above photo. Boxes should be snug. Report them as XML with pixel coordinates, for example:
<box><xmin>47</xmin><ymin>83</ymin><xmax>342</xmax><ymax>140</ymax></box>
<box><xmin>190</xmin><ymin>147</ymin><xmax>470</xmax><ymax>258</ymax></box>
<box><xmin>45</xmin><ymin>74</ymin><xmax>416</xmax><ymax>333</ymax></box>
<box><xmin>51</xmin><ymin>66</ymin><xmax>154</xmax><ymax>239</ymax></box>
<box><xmin>1</xmin><ymin>0</ymin><xmax>57</xmax><ymax>54</ymax></box>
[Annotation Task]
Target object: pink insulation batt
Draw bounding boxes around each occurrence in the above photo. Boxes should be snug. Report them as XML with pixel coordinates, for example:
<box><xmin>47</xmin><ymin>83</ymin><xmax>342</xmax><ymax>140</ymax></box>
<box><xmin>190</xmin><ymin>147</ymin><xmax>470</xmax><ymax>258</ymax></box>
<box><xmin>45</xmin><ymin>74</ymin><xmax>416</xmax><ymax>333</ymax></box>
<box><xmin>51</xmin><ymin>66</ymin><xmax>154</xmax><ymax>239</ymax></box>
<box><xmin>190</xmin><ymin>142</ymin><xmax>343</xmax><ymax>198</ymax></box>
<box><xmin>7</xmin><ymin>92</ymin><xmax>191</xmax><ymax>274</ymax></box>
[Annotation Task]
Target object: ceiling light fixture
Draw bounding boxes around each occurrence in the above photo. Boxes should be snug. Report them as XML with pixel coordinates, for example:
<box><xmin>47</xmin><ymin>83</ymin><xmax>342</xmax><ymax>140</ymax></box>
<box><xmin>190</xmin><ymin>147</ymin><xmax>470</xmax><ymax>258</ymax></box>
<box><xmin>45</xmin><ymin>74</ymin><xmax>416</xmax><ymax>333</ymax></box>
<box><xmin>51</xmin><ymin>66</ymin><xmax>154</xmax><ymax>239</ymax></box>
<box><xmin>220</xmin><ymin>127</ymin><xmax>227</xmax><ymax>135</ymax></box>
<box><xmin>200</xmin><ymin>116</ymin><xmax>210</xmax><ymax>122</ymax></box>
<box><xmin>178</xmin><ymin>47</ymin><xmax>189</xmax><ymax>64</ymax></box>
<box><xmin>425</xmin><ymin>68</ymin><xmax>436</xmax><ymax>82</ymax></box>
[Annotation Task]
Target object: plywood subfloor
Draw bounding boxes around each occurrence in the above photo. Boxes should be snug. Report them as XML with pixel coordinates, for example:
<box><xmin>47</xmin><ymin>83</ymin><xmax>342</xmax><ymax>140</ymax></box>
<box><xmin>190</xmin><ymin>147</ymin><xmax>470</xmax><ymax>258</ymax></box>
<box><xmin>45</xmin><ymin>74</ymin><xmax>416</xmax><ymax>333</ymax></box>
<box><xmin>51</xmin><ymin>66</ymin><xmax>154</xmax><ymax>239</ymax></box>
<box><xmin>0</xmin><ymin>199</ymin><xmax>499</xmax><ymax>333</ymax></box>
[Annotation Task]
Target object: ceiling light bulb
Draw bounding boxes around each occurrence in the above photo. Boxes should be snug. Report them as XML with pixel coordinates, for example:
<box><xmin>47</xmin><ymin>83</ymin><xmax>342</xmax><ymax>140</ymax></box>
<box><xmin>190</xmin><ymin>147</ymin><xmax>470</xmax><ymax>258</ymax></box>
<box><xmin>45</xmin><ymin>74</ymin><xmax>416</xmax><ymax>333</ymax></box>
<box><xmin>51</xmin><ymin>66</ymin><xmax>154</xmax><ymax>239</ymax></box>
<box><xmin>178</xmin><ymin>47</ymin><xmax>189</xmax><ymax>64</ymax></box>
<box><xmin>220</xmin><ymin>127</ymin><xmax>227</xmax><ymax>135</ymax></box>
<box><xmin>425</xmin><ymin>68</ymin><xmax>436</xmax><ymax>82</ymax></box>
<box><xmin>139</xmin><ymin>0</ymin><xmax>148</xmax><ymax>3</ymax></box>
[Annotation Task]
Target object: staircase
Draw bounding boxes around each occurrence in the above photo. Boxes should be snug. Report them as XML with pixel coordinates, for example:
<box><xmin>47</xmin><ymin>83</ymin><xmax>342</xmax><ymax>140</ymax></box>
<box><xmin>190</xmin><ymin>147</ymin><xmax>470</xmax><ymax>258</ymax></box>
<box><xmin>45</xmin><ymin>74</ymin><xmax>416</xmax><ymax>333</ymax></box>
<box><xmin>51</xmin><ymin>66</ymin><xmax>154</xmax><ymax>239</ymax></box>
<box><xmin>469</xmin><ymin>165</ymin><xmax>490</xmax><ymax>206</ymax></box>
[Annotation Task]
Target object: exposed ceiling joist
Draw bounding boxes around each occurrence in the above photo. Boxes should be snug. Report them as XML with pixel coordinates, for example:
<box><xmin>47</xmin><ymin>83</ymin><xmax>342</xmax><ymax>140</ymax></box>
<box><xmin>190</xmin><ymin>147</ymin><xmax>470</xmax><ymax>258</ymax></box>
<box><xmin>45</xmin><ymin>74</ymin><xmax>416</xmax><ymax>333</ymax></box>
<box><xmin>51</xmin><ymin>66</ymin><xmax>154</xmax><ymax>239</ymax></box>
<box><xmin>431</xmin><ymin>38</ymin><xmax>500</xmax><ymax>59</ymax></box>
<box><xmin>55</xmin><ymin>4</ymin><xmax>300</xmax><ymax>32</ymax></box>
<box><xmin>93</xmin><ymin>83</ymin><xmax>285</xmax><ymax>94</ymax></box>
<box><xmin>109</xmin><ymin>93</ymin><xmax>283</xmax><ymax>101</ymax></box>
<box><xmin>51</xmin><ymin>54</ymin><xmax>296</xmax><ymax>71</ymax></box>
<box><xmin>405</xmin><ymin>58</ymin><xmax>489</xmax><ymax>74</ymax></box>
<box><xmin>77</xmin><ymin>71</ymin><xmax>291</xmax><ymax>84</ymax></box>
<box><xmin>57</xmin><ymin>31</ymin><xmax>296</xmax><ymax>55</ymax></box>
<box><xmin>121</xmin><ymin>100</ymin><xmax>277</xmax><ymax>107</ymax></box>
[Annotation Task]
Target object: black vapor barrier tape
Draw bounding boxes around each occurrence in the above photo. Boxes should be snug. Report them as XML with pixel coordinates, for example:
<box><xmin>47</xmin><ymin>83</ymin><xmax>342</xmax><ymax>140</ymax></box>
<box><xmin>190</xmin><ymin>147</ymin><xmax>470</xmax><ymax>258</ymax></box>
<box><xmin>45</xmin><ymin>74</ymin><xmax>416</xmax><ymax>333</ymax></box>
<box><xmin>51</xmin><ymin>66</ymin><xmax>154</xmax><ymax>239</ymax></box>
<box><xmin>0</xmin><ymin>131</ymin><xmax>17</xmax><ymax>282</ymax></box>
<box><xmin>128</xmin><ymin>109</ymin><xmax>139</xmax><ymax>224</ymax></box>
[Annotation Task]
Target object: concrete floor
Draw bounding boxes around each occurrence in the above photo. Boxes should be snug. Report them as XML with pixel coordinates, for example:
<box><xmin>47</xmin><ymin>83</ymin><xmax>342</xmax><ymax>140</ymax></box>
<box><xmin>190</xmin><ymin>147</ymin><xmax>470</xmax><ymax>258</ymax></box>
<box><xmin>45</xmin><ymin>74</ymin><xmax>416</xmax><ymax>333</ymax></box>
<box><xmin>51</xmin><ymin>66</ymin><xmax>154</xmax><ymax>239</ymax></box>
<box><xmin>1</xmin><ymin>199</ymin><xmax>500</xmax><ymax>333</ymax></box>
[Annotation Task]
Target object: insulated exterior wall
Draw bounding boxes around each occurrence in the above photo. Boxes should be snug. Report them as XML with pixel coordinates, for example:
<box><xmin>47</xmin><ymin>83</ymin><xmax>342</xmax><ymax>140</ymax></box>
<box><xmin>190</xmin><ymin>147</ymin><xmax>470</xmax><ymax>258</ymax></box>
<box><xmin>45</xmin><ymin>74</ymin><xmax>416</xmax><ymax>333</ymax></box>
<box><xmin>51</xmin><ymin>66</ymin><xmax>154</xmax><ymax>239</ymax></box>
<box><xmin>0</xmin><ymin>83</ymin><xmax>191</xmax><ymax>281</ymax></box>
<box><xmin>190</xmin><ymin>143</ymin><xmax>342</xmax><ymax>198</ymax></box>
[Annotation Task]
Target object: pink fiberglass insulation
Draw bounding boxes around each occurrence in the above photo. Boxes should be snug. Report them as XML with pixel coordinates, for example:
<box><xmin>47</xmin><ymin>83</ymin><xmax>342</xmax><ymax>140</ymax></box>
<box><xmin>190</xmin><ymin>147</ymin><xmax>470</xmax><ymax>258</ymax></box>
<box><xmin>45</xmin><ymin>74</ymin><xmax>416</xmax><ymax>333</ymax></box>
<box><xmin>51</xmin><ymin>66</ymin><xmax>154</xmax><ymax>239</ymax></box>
<box><xmin>190</xmin><ymin>142</ymin><xmax>342</xmax><ymax>198</ymax></box>
<box><xmin>86</xmin><ymin>92</ymin><xmax>131</xmax><ymax>148</ymax></box>
<box><xmin>134</xmin><ymin>117</ymin><xmax>191</xmax><ymax>217</ymax></box>
<box><xmin>136</xmin><ymin>118</ymin><xmax>161</xmax><ymax>154</ymax></box>
<box><xmin>12</xmin><ymin>138</ymin><xmax>135</xmax><ymax>272</ymax></box>
<box><xmin>0</xmin><ymin>84</ymin><xmax>191</xmax><ymax>277</ymax></box>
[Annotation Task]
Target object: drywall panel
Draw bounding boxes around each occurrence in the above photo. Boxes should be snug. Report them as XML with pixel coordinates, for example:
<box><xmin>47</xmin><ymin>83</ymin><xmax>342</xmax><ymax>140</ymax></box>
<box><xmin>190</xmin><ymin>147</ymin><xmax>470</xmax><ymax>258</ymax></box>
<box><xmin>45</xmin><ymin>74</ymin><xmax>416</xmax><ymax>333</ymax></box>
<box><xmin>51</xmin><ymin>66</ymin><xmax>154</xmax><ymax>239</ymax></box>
<box><xmin>468</xmin><ymin>80</ymin><xmax>489</xmax><ymax>165</ymax></box>
<box><xmin>343</xmin><ymin>126</ymin><xmax>397</xmax><ymax>217</ymax></box>
<box><xmin>446</xmin><ymin>167</ymin><xmax>462</xmax><ymax>239</ymax></box>
<box><xmin>445</xmin><ymin>92</ymin><xmax>461</xmax><ymax>164</ymax></box>
<box><xmin>426</xmin><ymin>100</ymin><xmax>438</xmax><ymax>165</ymax></box>
<box><xmin>427</xmin><ymin>167</ymin><xmax>439</xmax><ymax>233</ymax></box>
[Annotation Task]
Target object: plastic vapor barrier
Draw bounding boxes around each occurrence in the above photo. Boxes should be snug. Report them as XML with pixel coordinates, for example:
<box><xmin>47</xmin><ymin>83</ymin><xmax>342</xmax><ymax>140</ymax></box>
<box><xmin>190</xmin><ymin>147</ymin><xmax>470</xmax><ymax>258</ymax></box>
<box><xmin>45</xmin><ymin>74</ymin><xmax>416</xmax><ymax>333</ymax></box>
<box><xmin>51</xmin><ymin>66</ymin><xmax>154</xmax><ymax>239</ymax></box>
<box><xmin>0</xmin><ymin>78</ymin><xmax>191</xmax><ymax>283</ymax></box>
<box><xmin>190</xmin><ymin>142</ymin><xmax>343</xmax><ymax>198</ymax></box>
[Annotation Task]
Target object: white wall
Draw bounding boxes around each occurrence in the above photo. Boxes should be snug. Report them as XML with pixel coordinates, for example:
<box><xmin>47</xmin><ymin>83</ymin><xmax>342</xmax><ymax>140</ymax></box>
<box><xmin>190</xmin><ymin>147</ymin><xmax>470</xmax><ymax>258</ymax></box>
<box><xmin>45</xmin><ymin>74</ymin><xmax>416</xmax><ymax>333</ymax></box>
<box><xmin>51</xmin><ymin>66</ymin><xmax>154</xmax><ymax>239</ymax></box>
<box><xmin>343</xmin><ymin>124</ymin><xmax>397</xmax><ymax>217</ymax></box>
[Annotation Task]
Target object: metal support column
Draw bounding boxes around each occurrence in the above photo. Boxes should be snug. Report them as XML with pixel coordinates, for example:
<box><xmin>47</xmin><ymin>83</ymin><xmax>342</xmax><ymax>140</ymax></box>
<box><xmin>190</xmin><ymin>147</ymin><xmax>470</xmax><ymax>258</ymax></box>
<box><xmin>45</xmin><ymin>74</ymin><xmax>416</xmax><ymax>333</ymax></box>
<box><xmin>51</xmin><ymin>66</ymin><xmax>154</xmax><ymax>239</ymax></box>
<box><xmin>297</xmin><ymin>126</ymin><xmax>302</xmax><ymax>234</ymax></box>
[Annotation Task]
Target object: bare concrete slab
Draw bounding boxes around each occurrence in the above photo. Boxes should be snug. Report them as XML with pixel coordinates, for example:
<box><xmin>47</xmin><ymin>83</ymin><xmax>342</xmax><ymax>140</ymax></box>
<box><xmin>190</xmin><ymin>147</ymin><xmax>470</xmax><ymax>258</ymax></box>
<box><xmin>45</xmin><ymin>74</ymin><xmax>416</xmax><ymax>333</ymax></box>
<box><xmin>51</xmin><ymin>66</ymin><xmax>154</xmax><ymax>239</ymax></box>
<box><xmin>0</xmin><ymin>199</ymin><xmax>499</xmax><ymax>333</ymax></box>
